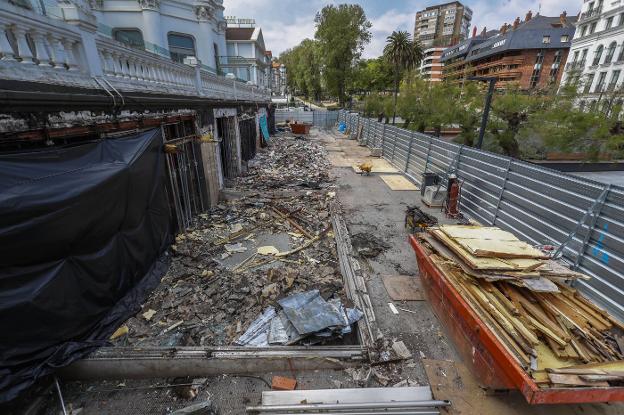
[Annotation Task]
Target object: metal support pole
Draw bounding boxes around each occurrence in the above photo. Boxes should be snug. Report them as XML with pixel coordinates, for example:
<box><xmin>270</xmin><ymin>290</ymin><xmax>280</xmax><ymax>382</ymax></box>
<box><xmin>573</xmin><ymin>185</ymin><xmax>611</xmax><ymax>271</ymax></box>
<box><xmin>405</xmin><ymin>132</ymin><xmax>414</xmax><ymax>172</ymax></box>
<box><xmin>391</xmin><ymin>130</ymin><xmax>398</xmax><ymax>162</ymax></box>
<box><xmin>423</xmin><ymin>139</ymin><xmax>433</xmax><ymax>173</ymax></box>
<box><xmin>492</xmin><ymin>157</ymin><xmax>512</xmax><ymax>225</ymax></box>
<box><xmin>553</xmin><ymin>185</ymin><xmax>611</xmax><ymax>261</ymax></box>
<box><xmin>475</xmin><ymin>77</ymin><xmax>496</xmax><ymax>149</ymax></box>
<box><xmin>54</xmin><ymin>377</ymin><xmax>68</xmax><ymax>415</ymax></box>
<box><xmin>381</xmin><ymin>123</ymin><xmax>387</xmax><ymax>155</ymax></box>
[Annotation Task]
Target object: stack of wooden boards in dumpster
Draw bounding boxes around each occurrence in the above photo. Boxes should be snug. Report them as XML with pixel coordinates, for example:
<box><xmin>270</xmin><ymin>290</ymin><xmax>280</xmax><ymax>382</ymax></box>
<box><xmin>420</xmin><ymin>225</ymin><xmax>624</xmax><ymax>388</ymax></box>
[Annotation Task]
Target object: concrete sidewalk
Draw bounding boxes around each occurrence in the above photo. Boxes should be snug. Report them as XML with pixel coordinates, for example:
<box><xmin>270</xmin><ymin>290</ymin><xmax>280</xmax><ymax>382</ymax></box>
<box><xmin>321</xmin><ymin>128</ymin><xmax>624</xmax><ymax>415</ymax></box>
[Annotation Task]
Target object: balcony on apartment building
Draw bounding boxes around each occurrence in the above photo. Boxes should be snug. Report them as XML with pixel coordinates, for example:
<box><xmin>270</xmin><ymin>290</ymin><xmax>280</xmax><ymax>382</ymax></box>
<box><xmin>0</xmin><ymin>2</ymin><xmax>269</xmax><ymax>103</ymax></box>
<box><xmin>579</xmin><ymin>6</ymin><xmax>603</xmax><ymax>23</ymax></box>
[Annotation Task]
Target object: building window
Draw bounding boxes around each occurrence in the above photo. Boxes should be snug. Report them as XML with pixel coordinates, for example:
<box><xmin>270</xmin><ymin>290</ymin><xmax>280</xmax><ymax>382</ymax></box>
<box><xmin>561</xmin><ymin>35</ymin><xmax>569</xmax><ymax>42</ymax></box>
<box><xmin>609</xmin><ymin>70</ymin><xmax>621</xmax><ymax>90</ymax></box>
<box><xmin>168</xmin><ymin>33</ymin><xmax>196</xmax><ymax>64</ymax></box>
<box><xmin>580</xmin><ymin>25</ymin><xmax>587</xmax><ymax>37</ymax></box>
<box><xmin>595</xmin><ymin>71</ymin><xmax>607</xmax><ymax>92</ymax></box>
<box><xmin>590</xmin><ymin>22</ymin><xmax>597</xmax><ymax>34</ymax></box>
<box><xmin>581</xmin><ymin>48</ymin><xmax>588</xmax><ymax>63</ymax></box>
<box><xmin>620</xmin><ymin>13</ymin><xmax>624</xmax><ymax>26</ymax></box>
<box><xmin>592</xmin><ymin>45</ymin><xmax>604</xmax><ymax>66</ymax></box>
<box><xmin>605</xmin><ymin>42</ymin><xmax>617</xmax><ymax>63</ymax></box>
<box><xmin>584</xmin><ymin>73</ymin><xmax>595</xmax><ymax>93</ymax></box>
<box><xmin>549</xmin><ymin>50</ymin><xmax>563</xmax><ymax>83</ymax></box>
<box><xmin>113</xmin><ymin>29</ymin><xmax>145</xmax><ymax>50</ymax></box>
<box><xmin>579</xmin><ymin>100</ymin><xmax>586</xmax><ymax>111</ymax></box>
<box><xmin>606</xmin><ymin>16</ymin><xmax>614</xmax><ymax>30</ymax></box>
<box><xmin>618</xmin><ymin>44</ymin><xmax>624</xmax><ymax>62</ymax></box>
<box><xmin>588</xmin><ymin>1</ymin><xmax>595</xmax><ymax>11</ymax></box>
<box><xmin>542</xmin><ymin>35</ymin><xmax>551</xmax><ymax>44</ymax></box>
<box><xmin>573</xmin><ymin>50</ymin><xmax>580</xmax><ymax>62</ymax></box>
<box><xmin>530</xmin><ymin>50</ymin><xmax>545</xmax><ymax>88</ymax></box>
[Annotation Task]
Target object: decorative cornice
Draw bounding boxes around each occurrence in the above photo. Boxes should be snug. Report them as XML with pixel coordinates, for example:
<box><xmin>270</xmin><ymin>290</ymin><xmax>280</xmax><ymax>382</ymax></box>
<box><xmin>195</xmin><ymin>4</ymin><xmax>213</xmax><ymax>21</ymax></box>
<box><xmin>216</xmin><ymin>20</ymin><xmax>227</xmax><ymax>33</ymax></box>
<box><xmin>138</xmin><ymin>0</ymin><xmax>160</xmax><ymax>11</ymax></box>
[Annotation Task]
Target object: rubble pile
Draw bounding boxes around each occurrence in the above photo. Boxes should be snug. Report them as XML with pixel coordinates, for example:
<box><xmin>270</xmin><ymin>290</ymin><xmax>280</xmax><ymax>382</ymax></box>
<box><xmin>112</xmin><ymin>134</ymin><xmax>358</xmax><ymax>347</ymax></box>
<box><xmin>236</xmin><ymin>133</ymin><xmax>332</xmax><ymax>190</ymax></box>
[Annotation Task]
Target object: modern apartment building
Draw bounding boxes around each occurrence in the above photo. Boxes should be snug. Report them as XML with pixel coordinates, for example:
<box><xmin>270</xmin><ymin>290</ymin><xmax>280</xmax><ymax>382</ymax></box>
<box><xmin>414</xmin><ymin>1</ymin><xmax>472</xmax><ymax>48</ymax></box>
<box><xmin>440</xmin><ymin>12</ymin><xmax>575</xmax><ymax>90</ymax></box>
<box><xmin>560</xmin><ymin>0</ymin><xmax>624</xmax><ymax>110</ymax></box>
<box><xmin>271</xmin><ymin>61</ymin><xmax>288</xmax><ymax>96</ymax></box>
<box><xmin>225</xmin><ymin>18</ymin><xmax>272</xmax><ymax>88</ymax></box>
<box><xmin>419</xmin><ymin>47</ymin><xmax>445</xmax><ymax>81</ymax></box>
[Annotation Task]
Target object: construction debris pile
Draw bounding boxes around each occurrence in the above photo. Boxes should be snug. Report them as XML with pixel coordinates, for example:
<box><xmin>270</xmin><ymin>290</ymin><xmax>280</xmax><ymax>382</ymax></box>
<box><xmin>111</xmin><ymin>134</ymin><xmax>353</xmax><ymax>347</ymax></box>
<box><xmin>421</xmin><ymin>225</ymin><xmax>624</xmax><ymax>388</ymax></box>
<box><xmin>237</xmin><ymin>132</ymin><xmax>332</xmax><ymax>190</ymax></box>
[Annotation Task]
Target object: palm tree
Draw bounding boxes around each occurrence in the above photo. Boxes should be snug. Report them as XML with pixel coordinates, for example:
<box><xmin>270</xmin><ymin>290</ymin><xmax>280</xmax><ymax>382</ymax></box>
<box><xmin>383</xmin><ymin>31</ymin><xmax>423</xmax><ymax>125</ymax></box>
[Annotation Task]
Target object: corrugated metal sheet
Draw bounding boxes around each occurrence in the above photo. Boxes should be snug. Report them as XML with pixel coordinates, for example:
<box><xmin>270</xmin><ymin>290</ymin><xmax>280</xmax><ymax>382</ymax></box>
<box><xmin>338</xmin><ymin>110</ymin><xmax>624</xmax><ymax>322</ymax></box>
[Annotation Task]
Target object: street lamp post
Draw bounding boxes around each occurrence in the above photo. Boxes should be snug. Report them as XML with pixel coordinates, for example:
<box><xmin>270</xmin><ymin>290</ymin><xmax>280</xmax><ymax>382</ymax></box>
<box><xmin>468</xmin><ymin>76</ymin><xmax>497</xmax><ymax>149</ymax></box>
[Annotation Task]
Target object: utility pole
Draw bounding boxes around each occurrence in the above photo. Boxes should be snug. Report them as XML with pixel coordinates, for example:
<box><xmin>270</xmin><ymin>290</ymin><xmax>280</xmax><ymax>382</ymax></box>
<box><xmin>469</xmin><ymin>76</ymin><xmax>497</xmax><ymax>149</ymax></box>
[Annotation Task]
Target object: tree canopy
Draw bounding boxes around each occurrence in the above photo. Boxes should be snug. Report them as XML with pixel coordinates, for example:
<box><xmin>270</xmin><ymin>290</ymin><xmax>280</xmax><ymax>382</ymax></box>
<box><xmin>314</xmin><ymin>4</ymin><xmax>371</xmax><ymax>105</ymax></box>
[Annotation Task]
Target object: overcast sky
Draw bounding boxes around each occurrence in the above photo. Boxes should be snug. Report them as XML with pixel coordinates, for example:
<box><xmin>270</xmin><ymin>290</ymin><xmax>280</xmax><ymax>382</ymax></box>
<box><xmin>223</xmin><ymin>0</ymin><xmax>576</xmax><ymax>59</ymax></box>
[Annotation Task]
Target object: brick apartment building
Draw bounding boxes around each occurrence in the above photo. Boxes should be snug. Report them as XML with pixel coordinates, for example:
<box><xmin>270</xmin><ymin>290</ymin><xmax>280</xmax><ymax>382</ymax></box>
<box><xmin>419</xmin><ymin>47</ymin><xmax>445</xmax><ymax>81</ymax></box>
<box><xmin>440</xmin><ymin>12</ymin><xmax>576</xmax><ymax>89</ymax></box>
<box><xmin>414</xmin><ymin>1</ymin><xmax>472</xmax><ymax>48</ymax></box>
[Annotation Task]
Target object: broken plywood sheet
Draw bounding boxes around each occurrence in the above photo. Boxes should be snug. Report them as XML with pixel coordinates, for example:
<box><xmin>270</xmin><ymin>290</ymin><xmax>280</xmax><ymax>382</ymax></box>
<box><xmin>422</xmin><ymin>359</ymin><xmax>608</xmax><ymax>415</ymax></box>
<box><xmin>430</xmin><ymin>229</ymin><xmax>542</xmax><ymax>271</ymax></box>
<box><xmin>351</xmin><ymin>158</ymin><xmax>398</xmax><ymax>173</ymax></box>
<box><xmin>439</xmin><ymin>225</ymin><xmax>518</xmax><ymax>241</ymax></box>
<box><xmin>379</xmin><ymin>174</ymin><xmax>419</xmax><ymax>191</ymax></box>
<box><xmin>382</xmin><ymin>275</ymin><xmax>423</xmax><ymax>301</ymax></box>
<box><xmin>439</xmin><ymin>225</ymin><xmax>546</xmax><ymax>259</ymax></box>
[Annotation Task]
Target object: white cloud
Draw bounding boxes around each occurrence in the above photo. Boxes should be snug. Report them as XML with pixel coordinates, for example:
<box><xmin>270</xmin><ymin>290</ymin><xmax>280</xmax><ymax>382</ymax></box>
<box><xmin>364</xmin><ymin>9</ymin><xmax>416</xmax><ymax>58</ymax></box>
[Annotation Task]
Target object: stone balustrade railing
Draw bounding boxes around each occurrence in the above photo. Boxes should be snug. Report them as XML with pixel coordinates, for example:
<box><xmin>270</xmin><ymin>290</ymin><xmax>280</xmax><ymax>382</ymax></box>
<box><xmin>0</xmin><ymin>2</ymin><xmax>269</xmax><ymax>104</ymax></box>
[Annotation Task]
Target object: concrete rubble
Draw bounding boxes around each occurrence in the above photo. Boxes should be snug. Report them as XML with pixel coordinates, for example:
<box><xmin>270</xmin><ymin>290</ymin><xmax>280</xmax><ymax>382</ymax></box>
<box><xmin>111</xmin><ymin>133</ymin><xmax>353</xmax><ymax>347</ymax></box>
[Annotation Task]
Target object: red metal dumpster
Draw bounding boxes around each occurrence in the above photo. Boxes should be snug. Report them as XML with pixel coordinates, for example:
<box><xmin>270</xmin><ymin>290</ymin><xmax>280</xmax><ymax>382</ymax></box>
<box><xmin>290</xmin><ymin>122</ymin><xmax>312</xmax><ymax>135</ymax></box>
<box><xmin>409</xmin><ymin>235</ymin><xmax>624</xmax><ymax>405</ymax></box>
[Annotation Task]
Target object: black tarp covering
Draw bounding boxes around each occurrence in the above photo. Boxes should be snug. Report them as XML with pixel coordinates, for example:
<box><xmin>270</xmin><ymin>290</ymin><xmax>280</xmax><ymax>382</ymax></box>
<box><xmin>0</xmin><ymin>129</ymin><xmax>171</xmax><ymax>402</ymax></box>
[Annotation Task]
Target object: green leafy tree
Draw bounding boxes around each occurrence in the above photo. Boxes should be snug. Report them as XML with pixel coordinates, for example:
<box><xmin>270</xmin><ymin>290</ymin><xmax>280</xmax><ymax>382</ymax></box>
<box><xmin>383</xmin><ymin>31</ymin><xmax>423</xmax><ymax>124</ymax></box>
<box><xmin>280</xmin><ymin>39</ymin><xmax>322</xmax><ymax>100</ymax></box>
<box><xmin>315</xmin><ymin>4</ymin><xmax>372</xmax><ymax>105</ymax></box>
<box><xmin>350</xmin><ymin>57</ymin><xmax>394</xmax><ymax>94</ymax></box>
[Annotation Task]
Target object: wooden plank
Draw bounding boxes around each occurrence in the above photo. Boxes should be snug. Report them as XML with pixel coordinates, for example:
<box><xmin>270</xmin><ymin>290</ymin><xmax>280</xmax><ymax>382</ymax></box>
<box><xmin>454</xmin><ymin>238</ymin><xmax>548</xmax><ymax>259</ymax></box>
<box><xmin>379</xmin><ymin>174</ymin><xmax>419</xmax><ymax>191</ymax></box>
<box><xmin>548</xmin><ymin>373</ymin><xmax>609</xmax><ymax>387</ymax></box>
<box><xmin>430</xmin><ymin>229</ymin><xmax>543</xmax><ymax>271</ymax></box>
<box><xmin>438</xmin><ymin>225</ymin><xmax>519</xmax><ymax>241</ymax></box>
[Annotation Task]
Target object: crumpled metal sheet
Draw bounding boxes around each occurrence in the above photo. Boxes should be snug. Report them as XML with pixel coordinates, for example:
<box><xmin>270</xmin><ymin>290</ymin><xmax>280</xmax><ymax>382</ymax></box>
<box><xmin>278</xmin><ymin>290</ymin><xmax>346</xmax><ymax>335</ymax></box>
<box><xmin>268</xmin><ymin>313</ymin><xmax>288</xmax><ymax>345</ymax></box>
<box><xmin>235</xmin><ymin>307</ymin><xmax>276</xmax><ymax>346</ymax></box>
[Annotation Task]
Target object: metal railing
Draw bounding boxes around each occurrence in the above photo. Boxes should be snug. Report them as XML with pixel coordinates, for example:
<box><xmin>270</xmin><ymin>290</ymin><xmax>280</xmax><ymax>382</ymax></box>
<box><xmin>0</xmin><ymin>2</ymin><xmax>270</xmax><ymax>103</ymax></box>
<box><xmin>338</xmin><ymin>110</ymin><xmax>624</xmax><ymax>322</ymax></box>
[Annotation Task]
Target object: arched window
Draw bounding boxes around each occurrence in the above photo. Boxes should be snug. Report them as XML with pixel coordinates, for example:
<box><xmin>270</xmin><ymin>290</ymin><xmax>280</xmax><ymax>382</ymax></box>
<box><xmin>592</xmin><ymin>45</ymin><xmax>604</xmax><ymax>66</ymax></box>
<box><xmin>605</xmin><ymin>42</ymin><xmax>617</xmax><ymax>63</ymax></box>
<box><xmin>113</xmin><ymin>29</ymin><xmax>145</xmax><ymax>50</ymax></box>
<box><xmin>617</xmin><ymin>44</ymin><xmax>624</xmax><ymax>62</ymax></box>
<box><xmin>168</xmin><ymin>33</ymin><xmax>196</xmax><ymax>64</ymax></box>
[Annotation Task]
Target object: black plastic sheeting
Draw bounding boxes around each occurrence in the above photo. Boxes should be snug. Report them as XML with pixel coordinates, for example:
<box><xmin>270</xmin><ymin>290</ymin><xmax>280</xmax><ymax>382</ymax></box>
<box><xmin>0</xmin><ymin>129</ymin><xmax>172</xmax><ymax>402</ymax></box>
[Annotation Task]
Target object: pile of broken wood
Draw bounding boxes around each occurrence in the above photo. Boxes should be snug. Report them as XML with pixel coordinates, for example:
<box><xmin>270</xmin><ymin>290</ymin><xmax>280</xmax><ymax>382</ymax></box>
<box><xmin>421</xmin><ymin>225</ymin><xmax>624</xmax><ymax>389</ymax></box>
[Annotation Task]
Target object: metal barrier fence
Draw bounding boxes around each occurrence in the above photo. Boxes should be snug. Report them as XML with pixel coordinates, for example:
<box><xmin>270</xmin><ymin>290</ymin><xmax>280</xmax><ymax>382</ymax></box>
<box><xmin>338</xmin><ymin>110</ymin><xmax>624</xmax><ymax>322</ymax></box>
<box><xmin>275</xmin><ymin>110</ymin><xmax>339</xmax><ymax>129</ymax></box>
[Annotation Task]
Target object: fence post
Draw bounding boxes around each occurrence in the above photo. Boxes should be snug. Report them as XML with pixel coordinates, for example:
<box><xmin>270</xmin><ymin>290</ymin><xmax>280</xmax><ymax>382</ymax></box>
<box><xmin>573</xmin><ymin>185</ymin><xmax>611</xmax><ymax>271</ymax></box>
<box><xmin>404</xmin><ymin>132</ymin><xmax>414</xmax><ymax>172</ymax></box>
<box><xmin>423</xmin><ymin>138</ymin><xmax>432</xmax><ymax>173</ymax></box>
<box><xmin>391</xmin><ymin>129</ymin><xmax>398</xmax><ymax>162</ymax></box>
<box><xmin>381</xmin><ymin>123</ymin><xmax>387</xmax><ymax>155</ymax></box>
<box><xmin>492</xmin><ymin>157</ymin><xmax>512</xmax><ymax>225</ymax></box>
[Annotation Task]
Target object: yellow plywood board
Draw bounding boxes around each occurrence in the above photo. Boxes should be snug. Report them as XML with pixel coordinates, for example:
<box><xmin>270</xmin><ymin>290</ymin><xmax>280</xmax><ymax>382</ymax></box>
<box><xmin>379</xmin><ymin>174</ymin><xmax>419</xmax><ymax>191</ymax></box>
<box><xmin>439</xmin><ymin>225</ymin><xmax>547</xmax><ymax>259</ymax></box>
<box><xmin>455</xmin><ymin>238</ymin><xmax>547</xmax><ymax>259</ymax></box>
<box><xmin>439</xmin><ymin>225</ymin><xmax>518</xmax><ymax>241</ymax></box>
<box><xmin>431</xmin><ymin>229</ymin><xmax>542</xmax><ymax>271</ymax></box>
